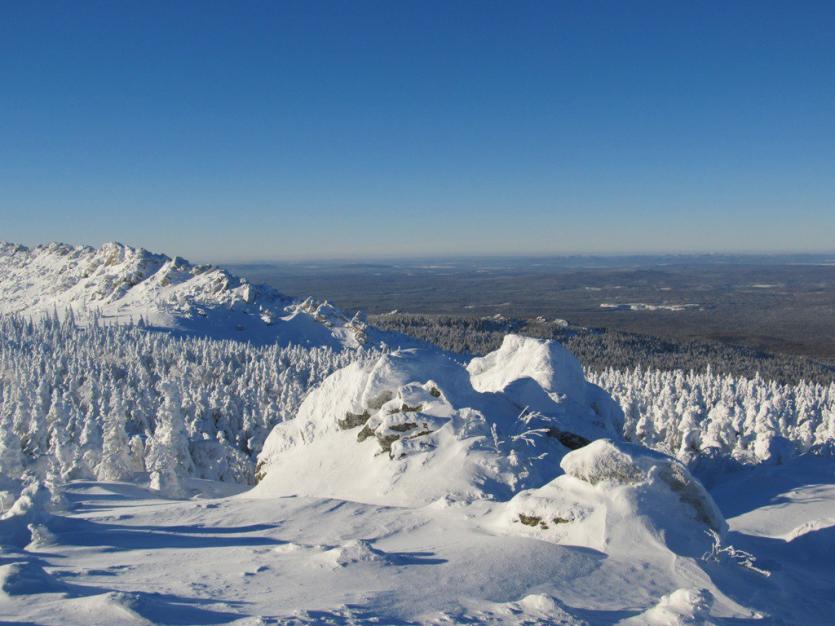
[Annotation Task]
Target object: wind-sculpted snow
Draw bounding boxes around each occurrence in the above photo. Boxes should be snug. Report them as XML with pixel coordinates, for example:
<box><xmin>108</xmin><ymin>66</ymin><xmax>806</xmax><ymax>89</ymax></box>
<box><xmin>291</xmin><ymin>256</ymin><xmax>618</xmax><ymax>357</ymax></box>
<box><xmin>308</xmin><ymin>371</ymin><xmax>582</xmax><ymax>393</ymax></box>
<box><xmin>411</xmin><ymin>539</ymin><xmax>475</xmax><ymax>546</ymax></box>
<box><xmin>0</xmin><ymin>241</ymin><xmax>378</xmax><ymax>348</ymax></box>
<box><xmin>467</xmin><ymin>333</ymin><xmax>589</xmax><ymax>402</ymax></box>
<box><xmin>255</xmin><ymin>335</ymin><xmax>624</xmax><ymax>506</ymax></box>
<box><xmin>621</xmin><ymin>588</ymin><xmax>715</xmax><ymax>625</ymax></box>
<box><xmin>495</xmin><ymin>440</ymin><xmax>727</xmax><ymax>557</ymax></box>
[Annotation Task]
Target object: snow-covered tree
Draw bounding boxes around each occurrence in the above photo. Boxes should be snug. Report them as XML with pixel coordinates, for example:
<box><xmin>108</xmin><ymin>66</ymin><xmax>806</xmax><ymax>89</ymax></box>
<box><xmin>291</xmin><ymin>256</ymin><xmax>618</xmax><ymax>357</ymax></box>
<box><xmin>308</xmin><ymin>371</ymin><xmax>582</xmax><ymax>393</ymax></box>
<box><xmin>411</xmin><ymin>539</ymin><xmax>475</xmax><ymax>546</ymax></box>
<box><xmin>0</xmin><ymin>414</ymin><xmax>24</xmax><ymax>488</ymax></box>
<box><xmin>146</xmin><ymin>379</ymin><xmax>192</xmax><ymax>497</ymax></box>
<box><xmin>96</xmin><ymin>386</ymin><xmax>133</xmax><ymax>481</ymax></box>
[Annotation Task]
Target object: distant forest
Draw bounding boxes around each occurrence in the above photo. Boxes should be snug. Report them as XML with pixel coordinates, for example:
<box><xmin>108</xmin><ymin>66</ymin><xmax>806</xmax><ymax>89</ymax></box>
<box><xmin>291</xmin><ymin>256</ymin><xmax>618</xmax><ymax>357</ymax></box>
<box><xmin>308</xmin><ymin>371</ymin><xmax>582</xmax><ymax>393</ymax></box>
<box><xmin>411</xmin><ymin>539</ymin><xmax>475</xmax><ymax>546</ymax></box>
<box><xmin>371</xmin><ymin>313</ymin><xmax>835</xmax><ymax>386</ymax></box>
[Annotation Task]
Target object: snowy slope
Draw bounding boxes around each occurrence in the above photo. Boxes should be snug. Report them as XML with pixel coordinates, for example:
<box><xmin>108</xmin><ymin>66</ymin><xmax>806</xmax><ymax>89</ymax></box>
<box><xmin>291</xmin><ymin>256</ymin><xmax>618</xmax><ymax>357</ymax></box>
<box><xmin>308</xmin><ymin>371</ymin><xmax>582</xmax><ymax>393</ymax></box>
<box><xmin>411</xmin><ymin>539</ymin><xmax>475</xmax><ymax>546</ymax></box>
<box><xmin>3</xmin><ymin>451</ymin><xmax>821</xmax><ymax>623</ymax></box>
<box><xmin>0</xmin><ymin>241</ymin><xmax>397</xmax><ymax>348</ymax></box>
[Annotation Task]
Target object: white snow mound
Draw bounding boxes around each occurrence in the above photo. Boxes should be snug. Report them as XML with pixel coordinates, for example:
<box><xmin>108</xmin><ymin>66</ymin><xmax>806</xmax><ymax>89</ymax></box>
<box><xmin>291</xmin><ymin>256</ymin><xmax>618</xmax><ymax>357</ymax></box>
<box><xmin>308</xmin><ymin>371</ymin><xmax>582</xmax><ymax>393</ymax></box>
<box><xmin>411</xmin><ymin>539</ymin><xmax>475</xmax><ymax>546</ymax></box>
<box><xmin>325</xmin><ymin>539</ymin><xmax>389</xmax><ymax>567</ymax></box>
<box><xmin>254</xmin><ymin>337</ymin><xmax>624</xmax><ymax>506</ymax></box>
<box><xmin>0</xmin><ymin>561</ymin><xmax>66</xmax><ymax>597</ymax></box>
<box><xmin>621</xmin><ymin>588</ymin><xmax>715</xmax><ymax>625</ymax></box>
<box><xmin>497</xmin><ymin>439</ymin><xmax>727</xmax><ymax>557</ymax></box>
<box><xmin>468</xmin><ymin>334</ymin><xmax>587</xmax><ymax>403</ymax></box>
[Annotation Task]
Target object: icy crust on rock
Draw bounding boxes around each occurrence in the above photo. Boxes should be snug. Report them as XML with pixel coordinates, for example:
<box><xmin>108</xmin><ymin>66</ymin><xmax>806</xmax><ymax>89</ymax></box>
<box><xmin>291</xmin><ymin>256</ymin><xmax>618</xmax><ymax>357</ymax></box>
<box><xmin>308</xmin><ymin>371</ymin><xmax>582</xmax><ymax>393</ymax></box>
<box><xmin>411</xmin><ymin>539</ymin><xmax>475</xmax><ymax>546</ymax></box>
<box><xmin>255</xmin><ymin>336</ymin><xmax>624</xmax><ymax>506</ymax></box>
<box><xmin>497</xmin><ymin>439</ymin><xmax>727</xmax><ymax>557</ymax></box>
<box><xmin>0</xmin><ymin>241</ymin><xmax>374</xmax><ymax>348</ymax></box>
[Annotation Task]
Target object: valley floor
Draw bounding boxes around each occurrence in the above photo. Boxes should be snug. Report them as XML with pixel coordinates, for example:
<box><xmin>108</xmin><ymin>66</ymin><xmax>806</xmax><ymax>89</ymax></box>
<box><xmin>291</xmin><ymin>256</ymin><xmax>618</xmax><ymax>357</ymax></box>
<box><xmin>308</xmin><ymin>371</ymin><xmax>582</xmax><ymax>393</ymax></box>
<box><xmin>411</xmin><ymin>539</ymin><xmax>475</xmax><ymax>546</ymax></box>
<box><xmin>2</xmin><ymin>454</ymin><xmax>834</xmax><ymax>625</ymax></box>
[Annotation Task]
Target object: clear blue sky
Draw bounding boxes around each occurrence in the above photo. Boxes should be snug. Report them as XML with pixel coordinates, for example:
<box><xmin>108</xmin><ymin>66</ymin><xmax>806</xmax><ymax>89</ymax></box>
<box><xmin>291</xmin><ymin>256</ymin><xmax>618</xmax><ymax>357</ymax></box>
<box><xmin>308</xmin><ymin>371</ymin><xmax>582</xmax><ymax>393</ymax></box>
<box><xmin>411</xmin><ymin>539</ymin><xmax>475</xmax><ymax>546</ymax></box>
<box><xmin>2</xmin><ymin>1</ymin><xmax>833</xmax><ymax>261</ymax></box>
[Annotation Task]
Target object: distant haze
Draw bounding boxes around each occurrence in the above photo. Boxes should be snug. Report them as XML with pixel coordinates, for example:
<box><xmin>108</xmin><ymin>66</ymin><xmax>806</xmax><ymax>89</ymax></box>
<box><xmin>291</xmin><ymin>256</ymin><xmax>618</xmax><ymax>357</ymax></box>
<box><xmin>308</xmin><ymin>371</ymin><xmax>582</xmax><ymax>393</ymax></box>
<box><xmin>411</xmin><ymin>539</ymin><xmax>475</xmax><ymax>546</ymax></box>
<box><xmin>3</xmin><ymin>3</ymin><xmax>834</xmax><ymax>260</ymax></box>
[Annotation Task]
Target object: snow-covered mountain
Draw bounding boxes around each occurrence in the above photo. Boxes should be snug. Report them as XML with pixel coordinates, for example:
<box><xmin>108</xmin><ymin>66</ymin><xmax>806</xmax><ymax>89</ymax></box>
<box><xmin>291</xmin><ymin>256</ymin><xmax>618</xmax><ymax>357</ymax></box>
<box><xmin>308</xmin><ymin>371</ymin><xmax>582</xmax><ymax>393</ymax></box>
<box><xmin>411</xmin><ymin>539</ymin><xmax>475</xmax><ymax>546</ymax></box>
<box><xmin>0</xmin><ymin>241</ymin><xmax>388</xmax><ymax>348</ymax></box>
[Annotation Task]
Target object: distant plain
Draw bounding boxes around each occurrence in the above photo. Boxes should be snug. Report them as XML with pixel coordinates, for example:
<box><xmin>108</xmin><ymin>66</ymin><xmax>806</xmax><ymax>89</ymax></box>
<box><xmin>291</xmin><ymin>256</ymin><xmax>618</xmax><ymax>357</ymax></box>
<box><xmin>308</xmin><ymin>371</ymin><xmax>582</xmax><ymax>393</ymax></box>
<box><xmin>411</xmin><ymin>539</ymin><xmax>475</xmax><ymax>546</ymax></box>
<box><xmin>230</xmin><ymin>255</ymin><xmax>835</xmax><ymax>365</ymax></box>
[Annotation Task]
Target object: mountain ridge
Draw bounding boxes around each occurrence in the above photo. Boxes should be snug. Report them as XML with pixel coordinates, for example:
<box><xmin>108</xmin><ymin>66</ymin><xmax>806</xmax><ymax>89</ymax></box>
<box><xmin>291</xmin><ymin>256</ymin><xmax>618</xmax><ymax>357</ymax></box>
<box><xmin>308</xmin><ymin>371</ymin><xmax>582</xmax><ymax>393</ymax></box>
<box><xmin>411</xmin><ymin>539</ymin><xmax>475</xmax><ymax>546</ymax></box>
<box><xmin>0</xmin><ymin>241</ymin><xmax>394</xmax><ymax>348</ymax></box>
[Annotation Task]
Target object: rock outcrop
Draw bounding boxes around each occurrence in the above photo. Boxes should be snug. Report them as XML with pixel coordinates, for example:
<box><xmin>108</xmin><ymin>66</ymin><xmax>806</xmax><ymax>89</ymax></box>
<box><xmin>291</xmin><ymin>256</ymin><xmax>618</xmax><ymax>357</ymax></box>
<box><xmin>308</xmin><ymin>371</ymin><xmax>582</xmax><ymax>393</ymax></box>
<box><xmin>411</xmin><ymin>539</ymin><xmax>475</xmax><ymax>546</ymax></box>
<box><xmin>499</xmin><ymin>438</ymin><xmax>727</xmax><ymax>557</ymax></box>
<box><xmin>254</xmin><ymin>335</ymin><xmax>625</xmax><ymax>506</ymax></box>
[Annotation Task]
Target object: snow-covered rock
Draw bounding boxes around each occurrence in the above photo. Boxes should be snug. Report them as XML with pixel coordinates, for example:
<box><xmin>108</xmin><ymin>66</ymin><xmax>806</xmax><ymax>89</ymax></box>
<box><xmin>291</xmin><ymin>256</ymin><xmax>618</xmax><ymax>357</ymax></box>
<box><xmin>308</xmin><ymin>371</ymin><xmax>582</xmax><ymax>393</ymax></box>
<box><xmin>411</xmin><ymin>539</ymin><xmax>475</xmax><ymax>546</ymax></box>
<box><xmin>0</xmin><ymin>481</ymin><xmax>60</xmax><ymax>549</ymax></box>
<box><xmin>254</xmin><ymin>336</ymin><xmax>624</xmax><ymax>506</ymax></box>
<box><xmin>496</xmin><ymin>439</ymin><xmax>727</xmax><ymax>557</ymax></box>
<box><xmin>0</xmin><ymin>241</ymin><xmax>393</xmax><ymax>348</ymax></box>
<box><xmin>621</xmin><ymin>588</ymin><xmax>715</xmax><ymax>625</ymax></box>
<box><xmin>468</xmin><ymin>334</ymin><xmax>588</xmax><ymax>403</ymax></box>
<box><xmin>0</xmin><ymin>561</ymin><xmax>66</xmax><ymax>597</ymax></box>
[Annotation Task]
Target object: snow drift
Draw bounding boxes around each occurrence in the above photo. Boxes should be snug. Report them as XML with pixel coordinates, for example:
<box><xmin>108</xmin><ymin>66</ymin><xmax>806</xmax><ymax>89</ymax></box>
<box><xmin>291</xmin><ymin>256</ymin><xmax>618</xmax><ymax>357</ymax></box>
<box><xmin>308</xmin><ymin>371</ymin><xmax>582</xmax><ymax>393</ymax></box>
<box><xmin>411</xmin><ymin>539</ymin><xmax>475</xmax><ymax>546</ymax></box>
<box><xmin>255</xmin><ymin>335</ymin><xmax>624</xmax><ymax>506</ymax></box>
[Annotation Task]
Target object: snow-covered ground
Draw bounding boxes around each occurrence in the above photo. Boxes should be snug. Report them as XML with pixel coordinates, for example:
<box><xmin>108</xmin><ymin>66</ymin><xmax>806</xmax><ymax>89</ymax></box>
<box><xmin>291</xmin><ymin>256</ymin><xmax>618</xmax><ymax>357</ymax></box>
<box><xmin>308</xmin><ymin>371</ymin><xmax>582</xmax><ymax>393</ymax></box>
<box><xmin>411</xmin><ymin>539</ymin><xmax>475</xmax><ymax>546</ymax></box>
<box><xmin>2</xmin><ymin>451</ymin><xmax>833</xmax><ymax>625</ymax></box>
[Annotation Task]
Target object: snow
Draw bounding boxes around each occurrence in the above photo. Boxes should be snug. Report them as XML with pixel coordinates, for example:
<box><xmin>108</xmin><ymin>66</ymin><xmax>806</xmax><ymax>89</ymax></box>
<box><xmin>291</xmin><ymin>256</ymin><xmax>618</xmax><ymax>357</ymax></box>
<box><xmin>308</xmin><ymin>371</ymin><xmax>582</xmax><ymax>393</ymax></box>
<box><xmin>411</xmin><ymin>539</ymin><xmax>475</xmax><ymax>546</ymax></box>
<box><xmin>254</xmin><ymin>337</ymin><xmax>624</xmax><ymax>506</ymax></box>
<box><xmin>0</xmin><ymin>405</ymin><xmax>830</xmax><ymax>625</ymax></box>
<box><xmin>0</xmin><ymin>561</ymin><xmax>67</xmax><ymax>597</ymax></box>
<box><xmin>0</xmin><ymin>481</ymin><xmax>59</xmax><ymax>550</ymax></box>
<box><xmin>467</xmin><ymin>334</ymin><xmax>588</xmax><ymax>403</ymax></box>
<box><xmin>3</xmin><ymin>468</ymin><xmax>831</xmax><ymax>624</ymax></box>
<box><xmin>1</xmin><ymin>241</ymin><xmax>834</xmax><ymax>623</ymax></box>
<box><xmin>0</xmin><ymin>241</ymin><xmax>409</xmax><ymax>349</ymax></box>
<box><xmin>622</xmin><ymin>588</ymin><xmax>714</xmax><ymax>625</ymax></box>
<box><xmin>494</xmin><ymin>440</ymin><xmax>726</xmax><ymax>563</ymax></box>
<box><xmin>600</xmin><ymin>303</ymin><xmax>701</xmax><ymax>312</ymax></box>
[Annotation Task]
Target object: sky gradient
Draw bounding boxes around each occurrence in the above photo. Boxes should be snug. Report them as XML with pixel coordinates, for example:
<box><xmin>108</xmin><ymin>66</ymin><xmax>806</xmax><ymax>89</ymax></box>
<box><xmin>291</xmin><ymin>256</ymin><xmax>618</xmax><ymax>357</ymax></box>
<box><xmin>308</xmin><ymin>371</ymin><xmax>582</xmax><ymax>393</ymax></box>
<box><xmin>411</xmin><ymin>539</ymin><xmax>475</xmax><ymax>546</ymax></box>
<box><xmin>2</xmin><ymin>1</ymin><xmax>834</xmax><ymax>261</ymax></box>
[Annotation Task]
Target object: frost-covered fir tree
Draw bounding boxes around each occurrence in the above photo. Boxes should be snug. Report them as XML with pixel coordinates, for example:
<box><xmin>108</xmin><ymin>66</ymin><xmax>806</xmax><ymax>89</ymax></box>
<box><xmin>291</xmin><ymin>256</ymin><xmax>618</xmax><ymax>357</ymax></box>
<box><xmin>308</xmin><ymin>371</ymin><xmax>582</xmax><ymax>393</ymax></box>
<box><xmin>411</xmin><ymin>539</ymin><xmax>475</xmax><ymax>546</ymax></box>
<box><xmin>146</xmin><ymin>379</ymin><xmax>193</xmax><ymax>497</ymax></box>
<box><xmin>96</xmin><ymin>386</ymin><xmax>133</xmax><ymax>481</ymax></box>
<box><xmin>46</xmin><ymin>391</ymin><xmax>77</xmax><ymax>480</ymax></box>
<box><xmin>0</xmin><ymin>415</ymin><xmax>23</xmax><ymax>491</ymax></box>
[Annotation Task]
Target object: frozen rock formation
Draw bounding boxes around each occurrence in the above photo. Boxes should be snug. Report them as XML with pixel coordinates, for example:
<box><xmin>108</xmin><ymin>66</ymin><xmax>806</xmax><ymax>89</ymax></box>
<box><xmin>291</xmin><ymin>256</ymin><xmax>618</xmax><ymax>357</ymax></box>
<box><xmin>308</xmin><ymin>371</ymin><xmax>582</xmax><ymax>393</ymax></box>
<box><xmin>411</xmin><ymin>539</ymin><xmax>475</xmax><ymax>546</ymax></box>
<box><xmin>255</xmin><ymin>335</ymin><xmax>624</xmax><ymax>506</ymax></box>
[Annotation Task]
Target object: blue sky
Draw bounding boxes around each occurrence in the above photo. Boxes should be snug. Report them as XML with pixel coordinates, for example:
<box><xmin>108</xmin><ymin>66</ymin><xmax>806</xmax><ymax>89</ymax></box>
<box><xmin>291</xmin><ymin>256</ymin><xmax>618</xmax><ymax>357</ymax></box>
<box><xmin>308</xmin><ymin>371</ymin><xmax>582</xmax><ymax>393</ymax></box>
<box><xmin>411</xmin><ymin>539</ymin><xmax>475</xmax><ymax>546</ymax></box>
<box><xmin>2</xmin><ymin>1</ymin><xmax>833</xmax><ymax>260</ymax></box>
